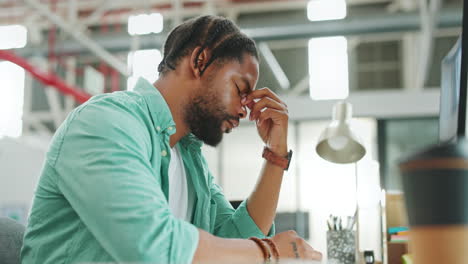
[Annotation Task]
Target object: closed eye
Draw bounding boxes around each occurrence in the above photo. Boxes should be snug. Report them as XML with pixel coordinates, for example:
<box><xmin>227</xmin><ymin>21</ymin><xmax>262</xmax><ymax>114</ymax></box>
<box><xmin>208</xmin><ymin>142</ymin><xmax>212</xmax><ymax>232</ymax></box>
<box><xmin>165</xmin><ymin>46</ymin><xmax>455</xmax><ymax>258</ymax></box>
<box><xmin>235</xmin><ymin>84</ymin><xmax>242</xmax><ymax>96</ymax></box>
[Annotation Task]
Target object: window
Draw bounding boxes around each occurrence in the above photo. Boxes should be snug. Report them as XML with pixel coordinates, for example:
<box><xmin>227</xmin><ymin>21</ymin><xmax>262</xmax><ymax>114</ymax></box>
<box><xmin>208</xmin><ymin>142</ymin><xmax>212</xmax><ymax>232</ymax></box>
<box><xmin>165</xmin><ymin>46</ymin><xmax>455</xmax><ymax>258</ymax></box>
<box><xmin>426</xmin><ymin>35</ymin><xmax>459</xmax><ymax>88</ymax></box>
<box><xmin>354</xmin><ymin>40</ymin><xmax>402</xmax><ymax>90</ymax></box>
<box><xmin>0</xmin><ymin>61</ymin><xmax>25</xmax><ymax>138</ymax></box>
<box><xmin>378</xmin><ymin>118</ymin><xmax>438</xmax><ymax>191</ymax></box>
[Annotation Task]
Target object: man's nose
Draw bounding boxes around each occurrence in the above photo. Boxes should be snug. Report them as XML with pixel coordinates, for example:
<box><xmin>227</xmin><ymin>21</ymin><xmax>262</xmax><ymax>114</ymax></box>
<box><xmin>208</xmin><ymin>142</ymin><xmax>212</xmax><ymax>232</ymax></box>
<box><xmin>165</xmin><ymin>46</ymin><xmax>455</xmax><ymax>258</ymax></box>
<box><xmin>238</xmin><ymin>105</ymin><xmax>247</xmax><ymax>119</ymax></box>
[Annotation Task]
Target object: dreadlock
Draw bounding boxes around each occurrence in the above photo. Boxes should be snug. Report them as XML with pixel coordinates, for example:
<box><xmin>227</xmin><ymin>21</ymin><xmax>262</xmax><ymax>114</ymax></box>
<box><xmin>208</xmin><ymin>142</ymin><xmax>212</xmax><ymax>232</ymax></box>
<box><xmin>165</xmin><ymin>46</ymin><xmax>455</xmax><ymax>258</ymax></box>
<box><xmin>158</xmin><ymin>15</ymin><xmax>259</xmax><ymax>76</ymax></box>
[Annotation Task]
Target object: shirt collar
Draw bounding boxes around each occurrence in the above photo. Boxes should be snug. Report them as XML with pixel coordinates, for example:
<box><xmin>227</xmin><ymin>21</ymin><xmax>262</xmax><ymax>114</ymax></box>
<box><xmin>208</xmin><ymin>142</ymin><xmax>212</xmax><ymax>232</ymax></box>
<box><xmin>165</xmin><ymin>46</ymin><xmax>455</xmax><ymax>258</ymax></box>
<box><xmin>133</xmin><ymin>77</ymin><xmax>203</xmax><ymax>150</ymax></box>
<box><xmin>180</xmin><ymin>134</ymin><xmax>203</xmax><ymax>150</ymax></box>
<box><xmin>133</xmin><ymin>77</ymin><xmax>176</xmax><ymax>136</ymax></box>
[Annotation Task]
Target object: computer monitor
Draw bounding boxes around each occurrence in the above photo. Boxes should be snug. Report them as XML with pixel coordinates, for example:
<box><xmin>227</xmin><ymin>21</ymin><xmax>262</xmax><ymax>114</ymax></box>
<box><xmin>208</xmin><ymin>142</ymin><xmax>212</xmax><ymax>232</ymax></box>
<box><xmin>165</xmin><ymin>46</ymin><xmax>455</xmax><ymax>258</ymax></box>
<box><xmin>439</xmin><ymin>37</ymin><xmax>462</xmax><ymax>143</ymax></box>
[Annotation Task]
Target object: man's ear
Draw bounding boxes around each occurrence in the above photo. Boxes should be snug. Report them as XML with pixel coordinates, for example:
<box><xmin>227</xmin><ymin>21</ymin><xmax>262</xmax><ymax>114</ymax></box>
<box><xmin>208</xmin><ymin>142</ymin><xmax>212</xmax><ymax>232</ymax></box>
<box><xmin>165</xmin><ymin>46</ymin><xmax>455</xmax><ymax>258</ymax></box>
<box><xmin>189</xmin><ymin>47</ymin><xmax>210</xmax><ymax>78</ymax></box>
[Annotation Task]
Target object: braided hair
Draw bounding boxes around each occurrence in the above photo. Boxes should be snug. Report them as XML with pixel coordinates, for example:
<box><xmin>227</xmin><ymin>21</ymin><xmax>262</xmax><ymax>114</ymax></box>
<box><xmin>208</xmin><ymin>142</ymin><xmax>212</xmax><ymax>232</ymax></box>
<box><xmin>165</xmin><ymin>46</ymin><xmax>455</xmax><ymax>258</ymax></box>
<box><xmin>158</xmin><ymin>15</ymin><xmax>259</xmax><ymax>76</ymax></box>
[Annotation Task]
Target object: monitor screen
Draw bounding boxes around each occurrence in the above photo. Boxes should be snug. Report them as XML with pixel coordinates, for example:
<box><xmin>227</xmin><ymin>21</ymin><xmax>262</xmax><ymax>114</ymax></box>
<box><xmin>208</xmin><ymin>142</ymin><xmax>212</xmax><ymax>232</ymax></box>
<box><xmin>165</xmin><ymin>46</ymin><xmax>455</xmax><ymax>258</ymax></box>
<box><xmin>439</xmin><ymin>38</ymin><xmax>462</xmax><ymax>143</ymax></box>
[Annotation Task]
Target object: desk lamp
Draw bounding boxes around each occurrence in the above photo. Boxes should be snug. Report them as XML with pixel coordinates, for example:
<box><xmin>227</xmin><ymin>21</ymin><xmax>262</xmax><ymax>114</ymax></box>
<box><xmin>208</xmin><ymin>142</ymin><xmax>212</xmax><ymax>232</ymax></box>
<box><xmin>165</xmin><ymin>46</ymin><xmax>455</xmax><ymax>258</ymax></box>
<box><xmin>316</xmin><ymin>101</ymin><xmax>367</xmax><ymax>263</ymax></box>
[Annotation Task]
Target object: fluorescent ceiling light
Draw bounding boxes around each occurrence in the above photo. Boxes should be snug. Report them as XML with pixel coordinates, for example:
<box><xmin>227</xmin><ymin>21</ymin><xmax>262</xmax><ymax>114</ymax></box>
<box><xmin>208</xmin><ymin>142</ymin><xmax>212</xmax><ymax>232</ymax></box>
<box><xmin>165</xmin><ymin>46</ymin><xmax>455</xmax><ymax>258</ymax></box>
<box><xmin>0</xmin><ymin>61</ymin><xmax>25</xmax><ymax>138</ymax></box>
<box><xmin>127</xmin><ymin>49</ymin><xmax>162</xmax><ymax>90</ymax></box>
<box><xmin>128</xmin><ymin>13</ymin><xmax>163</xmax><ymax>35</ymax></box>
<box><xmin>309</xmin><ymin>36</ymin><xmax>349</xmax><ymax>100</ymax></box>
<box><xmin>0</xmin><ymin>25</ymin><xmax>27</xmax><ymax>49</ymax></box>
<box><xmin>307</xmin><ymin>0</ymin><xmax>347</xmax><ymax>22</ymax></box>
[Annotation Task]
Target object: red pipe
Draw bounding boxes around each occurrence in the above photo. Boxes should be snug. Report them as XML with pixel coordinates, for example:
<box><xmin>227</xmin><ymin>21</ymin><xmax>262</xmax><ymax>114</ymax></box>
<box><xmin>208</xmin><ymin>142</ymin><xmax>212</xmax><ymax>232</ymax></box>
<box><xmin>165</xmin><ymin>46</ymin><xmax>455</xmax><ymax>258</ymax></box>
<box><xmin>56</xmin><ymin>58</ymin><xmax>84</xmax><ymax>76</ymax></box>
<box><xmin>98</xmin><ymin>61</ymin><xmax>108</xmax><ymax>92</ymax></box>
<box><xmin>111</xmin><ymin>68</ymin><xmax>120</xmax><ymax>92</ymax></box>
<box><xmin>0</xmin><ymin>50</ymin><xmax>92</xmax><ymax>104</ymax></box>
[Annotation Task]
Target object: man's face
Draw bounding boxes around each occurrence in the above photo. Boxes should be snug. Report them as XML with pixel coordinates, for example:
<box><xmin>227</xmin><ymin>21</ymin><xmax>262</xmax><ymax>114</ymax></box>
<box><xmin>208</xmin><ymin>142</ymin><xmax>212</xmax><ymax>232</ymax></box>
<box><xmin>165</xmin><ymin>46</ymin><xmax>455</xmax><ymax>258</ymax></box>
<box><xmin>184</xmin><ymin>53</ymin><xmax>259</xmax><ymax>146</ymax></box>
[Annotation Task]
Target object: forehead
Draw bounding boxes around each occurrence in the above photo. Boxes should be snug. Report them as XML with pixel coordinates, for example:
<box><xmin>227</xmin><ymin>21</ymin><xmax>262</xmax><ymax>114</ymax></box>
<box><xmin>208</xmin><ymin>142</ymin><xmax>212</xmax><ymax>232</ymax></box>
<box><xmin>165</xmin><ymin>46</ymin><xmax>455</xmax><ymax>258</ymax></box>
<box><xmin>219</xmin><ymin>53</ymin><xmax>259</xmax><ymax>91</ymax></box>
<box><xmin>239</xmin><ymin>54</ymin><xmax>259</xmax><ymax>90</ymax></box>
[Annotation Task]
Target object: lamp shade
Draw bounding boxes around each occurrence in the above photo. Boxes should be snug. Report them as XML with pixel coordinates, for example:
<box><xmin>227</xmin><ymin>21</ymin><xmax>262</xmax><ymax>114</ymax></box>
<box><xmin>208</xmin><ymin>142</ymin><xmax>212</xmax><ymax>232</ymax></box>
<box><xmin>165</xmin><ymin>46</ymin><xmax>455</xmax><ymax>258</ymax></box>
<box><xmin>316</xmin><ymin>101</ymin><xmax>366</xmax><ymax>164</ymax></box>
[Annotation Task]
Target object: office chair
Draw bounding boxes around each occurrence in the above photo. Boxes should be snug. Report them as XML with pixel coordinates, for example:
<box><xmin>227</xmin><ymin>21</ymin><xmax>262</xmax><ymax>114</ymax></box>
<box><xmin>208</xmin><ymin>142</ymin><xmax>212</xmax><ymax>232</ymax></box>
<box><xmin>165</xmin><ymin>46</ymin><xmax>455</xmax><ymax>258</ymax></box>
<box><xmin>0</xmin><ymin>217</ymin><xmax>25</xmax><ymax>264</ymax></box>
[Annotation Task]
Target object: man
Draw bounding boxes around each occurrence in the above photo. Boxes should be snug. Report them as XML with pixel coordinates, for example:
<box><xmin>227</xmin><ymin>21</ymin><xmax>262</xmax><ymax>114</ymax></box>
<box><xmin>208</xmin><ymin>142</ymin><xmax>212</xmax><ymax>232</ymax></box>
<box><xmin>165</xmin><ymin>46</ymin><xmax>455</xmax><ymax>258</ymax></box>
<box><xmin>21</xmin><ymin>15</ymin><xmax>322</xmax><ymax>263</ymax></box>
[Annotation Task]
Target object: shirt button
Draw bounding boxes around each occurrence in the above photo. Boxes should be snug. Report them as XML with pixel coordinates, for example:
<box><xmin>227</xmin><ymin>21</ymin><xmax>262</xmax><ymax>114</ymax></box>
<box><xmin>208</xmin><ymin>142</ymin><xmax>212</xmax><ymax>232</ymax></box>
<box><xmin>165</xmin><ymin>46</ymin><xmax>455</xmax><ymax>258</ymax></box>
<box><xmin>168</xmin><ymin>126</ymin><xmax>173</xmax><ymax>131</ymax></box>
<box><xmin>161</xmin><ymin>150</ymin><xmax>167</xmax><ymax>157</ymax></box>
<box><xmin>156</xmin><ymin>126</ymin><xmax>161</xmax><ymax>131</ymax></box>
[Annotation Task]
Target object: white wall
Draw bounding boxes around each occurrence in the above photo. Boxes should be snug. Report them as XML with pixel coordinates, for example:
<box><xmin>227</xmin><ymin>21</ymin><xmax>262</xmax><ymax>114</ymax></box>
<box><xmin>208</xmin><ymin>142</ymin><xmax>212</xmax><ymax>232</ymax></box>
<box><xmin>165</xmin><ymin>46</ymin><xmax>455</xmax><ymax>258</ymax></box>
<box><xmin>212</xmin><ymin>122</ymin><xmax>298</xmax><ymax>211</ymax></box>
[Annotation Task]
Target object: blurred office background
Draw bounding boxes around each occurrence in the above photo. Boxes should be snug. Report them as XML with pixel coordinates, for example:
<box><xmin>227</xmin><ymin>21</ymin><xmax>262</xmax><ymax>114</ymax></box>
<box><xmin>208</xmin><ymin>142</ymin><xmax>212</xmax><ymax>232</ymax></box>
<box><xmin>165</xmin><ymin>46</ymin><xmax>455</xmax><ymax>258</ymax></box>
<box><xmin>0</xmin><ymin>0</ymin><xmax>463</xmax><ymax>262</ymax></box>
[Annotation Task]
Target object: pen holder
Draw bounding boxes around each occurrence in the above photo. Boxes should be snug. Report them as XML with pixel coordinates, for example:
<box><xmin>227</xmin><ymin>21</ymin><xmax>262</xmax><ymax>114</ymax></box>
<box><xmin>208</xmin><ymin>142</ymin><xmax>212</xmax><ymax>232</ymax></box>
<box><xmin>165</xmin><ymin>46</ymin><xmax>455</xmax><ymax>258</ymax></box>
<box><xmin>327</xmin><ymin>230</ymin><xmax>356</xmax><ymax>264</ymax></box>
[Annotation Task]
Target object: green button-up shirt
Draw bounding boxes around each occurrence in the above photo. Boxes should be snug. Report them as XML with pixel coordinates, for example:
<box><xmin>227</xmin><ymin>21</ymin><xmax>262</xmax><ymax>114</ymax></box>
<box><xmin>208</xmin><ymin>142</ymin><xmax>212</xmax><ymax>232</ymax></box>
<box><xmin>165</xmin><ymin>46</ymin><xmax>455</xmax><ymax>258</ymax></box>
<box><xmin>21</xmin><ymin>78</ymin><xmax>275</xmax><ymax>264</ymax></box>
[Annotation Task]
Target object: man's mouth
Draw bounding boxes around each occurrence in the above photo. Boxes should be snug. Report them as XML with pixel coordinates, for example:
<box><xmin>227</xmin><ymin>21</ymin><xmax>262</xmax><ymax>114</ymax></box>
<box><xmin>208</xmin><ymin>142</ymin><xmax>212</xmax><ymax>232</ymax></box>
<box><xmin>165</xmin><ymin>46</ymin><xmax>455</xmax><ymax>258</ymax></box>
<box><xmin>228</xmin><ymin>120</ymin><xmax>239</xmax><ymax>129</ymax></box>
<box><xmin>223</xmin><ymin>119</ymin><xmax>239</xmax><ymax>133</ymax></box>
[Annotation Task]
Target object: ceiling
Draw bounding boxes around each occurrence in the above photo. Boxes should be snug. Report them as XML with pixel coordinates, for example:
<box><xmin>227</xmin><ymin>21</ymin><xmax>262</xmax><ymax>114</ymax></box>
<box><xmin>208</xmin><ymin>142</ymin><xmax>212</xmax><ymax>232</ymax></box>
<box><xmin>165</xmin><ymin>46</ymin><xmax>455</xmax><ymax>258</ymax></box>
<box><xmin>0</xmin><ymin>0</ymin><xmax>414</xmax><ymax>28</ymax></box>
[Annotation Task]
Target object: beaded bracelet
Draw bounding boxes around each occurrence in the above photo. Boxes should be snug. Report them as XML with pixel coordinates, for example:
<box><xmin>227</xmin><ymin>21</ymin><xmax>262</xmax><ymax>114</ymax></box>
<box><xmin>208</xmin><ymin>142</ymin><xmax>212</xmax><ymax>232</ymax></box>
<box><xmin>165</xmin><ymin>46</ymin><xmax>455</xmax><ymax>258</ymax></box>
<box><xmin>262</xmin><ymin>238</ymin><xmax>280</xmax><ymax>262</ymax></box>
<box><xmin>262</xmin><ymin>239</ymin><xmax>274</xmax><ymax>262</ymax></box>
<box><xmin>248</xmin><ymin>237</ymin><xmax>271</xmax><ymax>262</ymax></box>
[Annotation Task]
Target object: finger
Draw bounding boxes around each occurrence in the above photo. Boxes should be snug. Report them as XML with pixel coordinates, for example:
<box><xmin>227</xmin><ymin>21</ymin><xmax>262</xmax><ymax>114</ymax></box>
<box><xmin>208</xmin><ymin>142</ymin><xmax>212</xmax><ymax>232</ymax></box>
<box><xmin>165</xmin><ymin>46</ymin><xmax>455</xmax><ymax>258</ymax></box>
<box><xmin>257</xmin><ymin>108</ymin><xmax>288</xmax><ymax>124</ymax></box>
<box><xmin>312</xmin><ymin>250</ymin><xmax>323</xmax><ymax>261</ymax></box>
<box><xmin>295</xmin><ymin>239</ymin><xmax>315</xmax><ymax>260</ymax></box>
<box><xmin>246</xmin><ymin>101</ymin><xmax>255</xmax><ymax>110</ymax></box>
<box><xmin>249</xmin><ymin>97</ymin><xmax>287</xmax><ymax>121</ymax></box>
<box><xmin>305</xmin><ymin>250</ymin><xmax>322</xmax><ymax>261</ymax></box>
<box><xmin>245</xmin><ymin>87</ymin><xmax>285</xmax><ymax>106</ymax></box>
<box><xmin>302</xmin><ymin>242</ymin><xmax>322</xmax><ymax>261</ymax></box>
<box><xmin>257</xmin><ymin>108</ymin><xmax>288</xmax><ymax>127</ymax></box>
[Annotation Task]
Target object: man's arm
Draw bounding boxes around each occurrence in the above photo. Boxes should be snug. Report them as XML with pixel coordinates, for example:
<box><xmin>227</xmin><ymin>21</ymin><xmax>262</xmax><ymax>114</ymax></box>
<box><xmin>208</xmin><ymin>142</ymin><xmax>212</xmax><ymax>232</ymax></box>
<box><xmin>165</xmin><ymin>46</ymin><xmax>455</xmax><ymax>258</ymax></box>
<box><xmin>193</xmin><ymin>229</ymin><xmax>323</xmax><ymax>263</ymax></box>
<box><xmin>247</xmin><ymin>158</ymin><xmax>286</xmax><ymax>235</ymax></box>
<box><xmin>193</xmin><ymin>229</ymin><xmax>263</xmax><ymax>264</ymax></box>
<box><xmin>203</xmin><ymin>165</ymin><xmax>275</xmax><ymax>238</ymax></box>
<box><xmin>242</xmin><ymin>88</ymin><xmax>290</xmax><ymax>235</ymax></box>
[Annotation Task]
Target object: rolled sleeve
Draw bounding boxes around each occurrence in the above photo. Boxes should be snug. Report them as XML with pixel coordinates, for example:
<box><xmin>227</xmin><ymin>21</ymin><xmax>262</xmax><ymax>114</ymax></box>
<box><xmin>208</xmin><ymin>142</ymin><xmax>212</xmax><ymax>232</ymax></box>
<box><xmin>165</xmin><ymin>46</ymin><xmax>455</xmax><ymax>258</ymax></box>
<box><xmin>53</xmin><ymin>98</ymin><xmax>199</xmax><ymax>263</ymax></box>
<box><xmin>210</xmin><ymin>178</ymin><xmax>275</xmax><ymax>239</ymax></box>
<box><xmin>231</xmin><ymin>199</ymin><xmax>276</xmax><ymax>238</ymax></box>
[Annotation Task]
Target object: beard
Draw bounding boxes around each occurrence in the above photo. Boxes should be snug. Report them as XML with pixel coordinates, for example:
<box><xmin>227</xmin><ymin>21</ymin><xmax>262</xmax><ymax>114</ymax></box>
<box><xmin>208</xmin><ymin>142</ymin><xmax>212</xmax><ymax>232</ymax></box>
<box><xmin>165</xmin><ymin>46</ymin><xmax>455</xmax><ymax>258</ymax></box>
<box><xmin>184</xmin><ymin>89</ymin><xmax>238</xmax><ymax>147</ymax></box>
